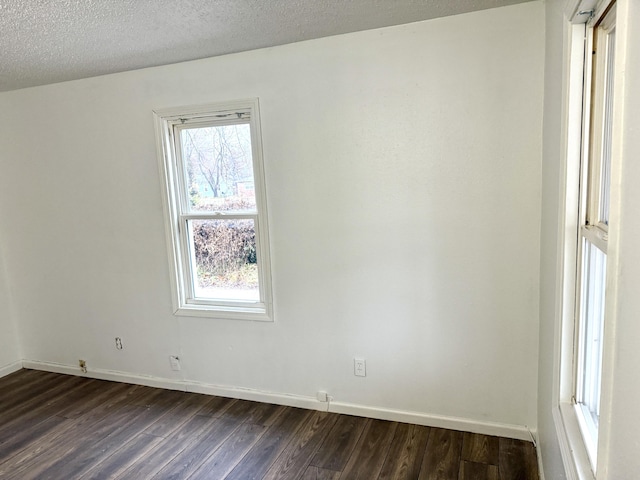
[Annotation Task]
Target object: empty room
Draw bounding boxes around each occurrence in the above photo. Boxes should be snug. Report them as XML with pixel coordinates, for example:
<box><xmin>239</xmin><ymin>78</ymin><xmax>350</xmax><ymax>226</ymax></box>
<box><xmin>1</xmin><ymin>0</ymin><xmax>639</xmax><ymax>479</ymax></box>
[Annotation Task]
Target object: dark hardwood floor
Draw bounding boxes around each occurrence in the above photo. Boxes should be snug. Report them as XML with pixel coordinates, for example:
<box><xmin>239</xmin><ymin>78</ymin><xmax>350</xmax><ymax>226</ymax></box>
<box><xmin>0</xmin><ymin>369</ymin><xmax>538</xmax><ymax>479</ymax></box>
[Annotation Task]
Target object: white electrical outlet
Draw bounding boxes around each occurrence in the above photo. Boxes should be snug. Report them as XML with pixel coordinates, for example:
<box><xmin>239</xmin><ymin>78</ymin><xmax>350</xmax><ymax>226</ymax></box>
<box><xmin>169</xmin><ymin>355</ymin><xmax>181</xmax><ymax>371</ymax></box>
<box><xmin>354</xmin><ymin>358</ymin><xmax>366</xmax><ymax>377</ymax></box>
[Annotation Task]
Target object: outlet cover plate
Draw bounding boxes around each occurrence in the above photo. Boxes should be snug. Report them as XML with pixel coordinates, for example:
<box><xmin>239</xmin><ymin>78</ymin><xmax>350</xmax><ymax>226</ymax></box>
<box><xmin>169</xmin><ymin>355</ymin><xmax>181</xmax><ymax>371</ymax></box>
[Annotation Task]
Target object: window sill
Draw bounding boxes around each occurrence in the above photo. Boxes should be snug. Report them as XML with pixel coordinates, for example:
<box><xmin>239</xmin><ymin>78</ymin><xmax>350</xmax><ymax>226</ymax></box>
<box><xmin>556</xmin><ymin>401</ymin><xmax>596</xmax><ymax>480</ymax></box>
<box><xmin>174</xmin><ymin>303</ymin><xmax>273</xmax><ymax>322</ymax></box>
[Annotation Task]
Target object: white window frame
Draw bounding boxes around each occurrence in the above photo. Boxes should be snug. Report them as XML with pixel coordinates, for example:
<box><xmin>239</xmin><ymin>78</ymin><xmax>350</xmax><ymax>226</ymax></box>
<box><xmin>154</xmin><ymin>99</ymin><xmax>273</xmax><ymax>321</ymax></box>
<box><xmin>554</xmin><ymin>1</ymin><xmax>619</xmax><ymax>479</ymax></box>
<box><xmin>574</xmin><ymin>5</ymin><xmax>616</xmax><ymax>467</ymax></box>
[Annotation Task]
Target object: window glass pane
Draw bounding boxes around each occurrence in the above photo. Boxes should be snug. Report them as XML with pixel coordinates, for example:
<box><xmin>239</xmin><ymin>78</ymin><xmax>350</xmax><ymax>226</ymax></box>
<box><xmin>578</xmin><ymin>239</ymin><xmax>607</xmax><ymax>425</ymax></box>
<box><xmin>599</xmin><ymin>28</ymin><xmax>615</xmax><ymax>225</ymax></box>
<box><xmin>180</xmin><ymin>124</ymin><xmax>256</xmax><ymax>212</ymax></box>
<box><xmin>188</xmin><ymin>219</ymin><xmax>259</xmax><ymax>302</ymax></box>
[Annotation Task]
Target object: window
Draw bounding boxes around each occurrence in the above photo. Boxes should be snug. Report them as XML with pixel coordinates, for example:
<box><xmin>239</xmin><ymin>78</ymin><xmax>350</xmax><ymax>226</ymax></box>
<box><xmin>574</xmin><ymin>3</ymin><xmax>615</xmax><ymax>468</ymax></box>
<box><xmin>558</xmin><ymin>1</ymin><xmax>616</xmax><ymax>476</ymax></box>
<box><xmin>154</xmin><ymin>99</ymin><xmax>273</xmax><ymax>320</ymax></box>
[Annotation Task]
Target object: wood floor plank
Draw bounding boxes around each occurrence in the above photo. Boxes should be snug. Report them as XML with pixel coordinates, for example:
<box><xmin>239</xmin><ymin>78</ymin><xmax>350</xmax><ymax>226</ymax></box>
<box><xmin>499</xmin><ymin>438</ymin><xmax>538</xmax><ymax>480</ymax></box>
<box><xmin>195</xmin><ymin>395</ymin><xmax>237</xmax><ymax>417</ymax></box>
<box><xmin>418</xmin><ymin>428</ymin><xmax>464</xmax><ymax>480</ymax></box>
<box><xmin>221</xmin><ymin>399</ymin><xmax>284</xmax><ymax>426</ymax></box>
<box><xmin>301</xmin><ymin>466</ymin><xmax>342</xmax><ymax>480</ymax></box>
<box><xmin>185</xmin><ymin>422</ymin><xmax>267</xmax><ymax>480</ymax></box>
<box><xmin>0</xmin><ymin>370</ymin><xmax>59</xmax><ymax>398</ymax></box>
<box><xmin>55</xmin><ymin>379</ymin><xmax>126</xmax><ymax>419</ymax></box>
<box><xmin>244</xmin><ymin>402</ymin><xmax>287</xmax><ymax>426</ymax></box>
<box><xmin>0</xmin><ymin>383</ymin><xmax>145</xmax><ymax>477</ymax></box>
<box><xmin>460</xmin><ymin>460</ymin><xmax>500</xmax><ymax>480</ymax></box>
<box><xmin>0</xmin><ymin>369</ymin><xmax>42</xmax><ymax>397</ymax></box>
<box><xmin>2</xmin><ymin>403</ymin><xmax>144</xmax><ymax>480</ymax></box>
<box><xmin>78</xmin><ymin>433</ymin><xmax>165</xmax><ymax>480</ymax></box>
<box><xmin>262</xmin><ymin>410</ymin><xmax>339</xmax><ymax>480</ymax></box>
<box><xmin>0</xmin><ymin>377</ymin><xmax>101</xmax><ymax>441</ymax></box>
<box><xmin>224</xmin><ymin>407</ymin><xmax>312</xmax><ymax>480</ymax></box>
<box><xmin>378</xmin><ymin>423</ymin><xmax>431</xmax><ymax>480</ymax></box>
<box><xmin>310</xmin><ymin>414</ymin><xmax>368</xmax><ymax>471</ymax></box>
<box><xmin>151</xmin><ymin>417</ymin><xmax>243</xmax><ymax>479</ymax></box>
<box><xmin>0</xmin><ymin>415</ymin><xmax>68</xmax><ymax>462</ymax></box>
<box><xmin>462</xmin><ymin>433</ymin><xmax>499</xmax><ymax>465</ymax></box>
<box><xmin>5</xmin><ymin>385</ymin><xmax>153</xmax><ymax>479</ymax></box>
<box><xmin>339</xmin><ymin>419</ymin><xmax>398</xmax><ymax>480</ymax></box>
<box><xmin>22</xmin><ymin>404</ymin><xmax>156</xmax><ymax>480</ymax></box>
<box><xmin>0</xmin><ymin>373</ymin><xmax>83</xmax><ymax>424</ymax></box>
<box><xmin>129</xmin><ymin>386</ymin><xmax>186</xmax><ymax>409</ymax></box>
<box><xmin>143</xmin><ymin>390</ymin><xmax>213</xmax><ymax>438</ymax></box>
<box><xmin>41</xmin><ymin>406</ymin><xmax>153</xmax><ymax>479</ymax></box>
<box><xmin>0</xmin><ymin>370</ymin><xmax>58</xmax><ymax>406</ymax></box>
<box><xmin>115</xmin><ymin>414</ymin><xmax>218</xmax><ymax>479</ymax></box>
<box><xmin>43</xmin><ymin>389</ymin><xmax>193</xmax><ymax>480</ymax></box>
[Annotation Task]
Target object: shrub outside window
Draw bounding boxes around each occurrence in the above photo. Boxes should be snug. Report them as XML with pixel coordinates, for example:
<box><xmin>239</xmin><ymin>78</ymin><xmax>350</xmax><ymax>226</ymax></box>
<box><xmin>154</xmin><ymin>99</ymin><xmax>273</xmax><ymax>320</ymax></box>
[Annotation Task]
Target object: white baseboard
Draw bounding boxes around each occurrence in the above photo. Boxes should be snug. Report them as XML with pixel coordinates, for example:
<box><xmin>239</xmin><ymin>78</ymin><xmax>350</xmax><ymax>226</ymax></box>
<box><xmin>22</xmin><ymin>360</ymin><xmax>187</xmax><ymax>391</ymax></box>
<box><xmin>21</xmin><ymin>359</ymin><xmax>324</xmax><ymax>412</ymax></box>
<box><xmin>185</xmin><ymin>380</ymin><xmax>325</xmax><ymax>411</ymax></box>
<box><xmin>329</xmin><ymin>401</ymin><xmax>531</xmax><ymax>441</ymax></box>
<box><xmin>22</xmin><ymin>359</ymin><xmax>531</xmax><ymax>442</ymax></box>
<box><xmin>0</xmin><ymin>360</ymin><xmax>22</xmax><ymax>378</ymax></box>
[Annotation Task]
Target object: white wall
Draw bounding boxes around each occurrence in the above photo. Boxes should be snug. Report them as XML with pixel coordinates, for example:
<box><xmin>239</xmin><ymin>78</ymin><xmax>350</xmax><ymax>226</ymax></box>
<box><xmin>0</xmin><ymin>245</ymin><xmax>21</xmax><ymax>372</ymax></box>
<box><xmin>0</xmin><ymin>2</ymin><xmax>543</xmax><ymax>432</ymax></box>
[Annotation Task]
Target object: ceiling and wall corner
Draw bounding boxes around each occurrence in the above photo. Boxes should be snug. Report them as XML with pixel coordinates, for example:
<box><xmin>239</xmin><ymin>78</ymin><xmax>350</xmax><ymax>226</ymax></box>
<box><xmin>0</xmin><ymin>0</ymin><xmax>536</xmax><ymax>92</ymax></box>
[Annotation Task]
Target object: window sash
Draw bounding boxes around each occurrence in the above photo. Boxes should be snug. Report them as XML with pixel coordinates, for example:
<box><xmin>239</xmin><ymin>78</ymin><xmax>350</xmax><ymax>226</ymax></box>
<box><xmin>586</xmin><ymin>5</ymin><xmax>616</xmax><ymax>230</ymax></box>
<box><xmin>575</xmin><ymin>238</ymin><xmax>606</xmax><ymax>416</ymax></box>
<box><xmin>179</xmin><ymin>214</ymin><xmax>266</xmax><ymax>308</ymax></box>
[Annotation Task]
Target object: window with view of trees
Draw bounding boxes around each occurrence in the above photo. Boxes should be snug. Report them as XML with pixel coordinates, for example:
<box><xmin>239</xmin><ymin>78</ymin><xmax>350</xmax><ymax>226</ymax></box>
<box><xmin>154</xmin><ymin>100</ymin><xmax>273</xmax><ymax>320</ymax></box>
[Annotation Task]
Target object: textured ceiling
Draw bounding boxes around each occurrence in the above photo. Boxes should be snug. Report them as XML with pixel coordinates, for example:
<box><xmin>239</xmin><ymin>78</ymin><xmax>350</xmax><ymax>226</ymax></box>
<box><xmin>0</xmin><ymin>0</ymin><xmax>534</xmax><ymax>92</ymax></box>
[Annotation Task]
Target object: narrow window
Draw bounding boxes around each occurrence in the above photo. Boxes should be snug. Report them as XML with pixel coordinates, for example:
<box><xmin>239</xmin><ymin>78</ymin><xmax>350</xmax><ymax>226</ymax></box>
<box><xmin>155</xmin><ymin>100</ymin><xmax>273</xmax><ymax>320</ymax></box>
<box><xmin>573</xmin><ymin>3</ymin><xmax>616</xmax><ymax>467</ymax></box>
